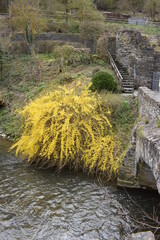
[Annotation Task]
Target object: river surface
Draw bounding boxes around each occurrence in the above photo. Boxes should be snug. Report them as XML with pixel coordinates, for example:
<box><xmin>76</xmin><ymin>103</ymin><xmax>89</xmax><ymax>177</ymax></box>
<box><xmin>0</xmin><ymin>137</ymin><xmax>160</xmax><ymax>240</ymax></box>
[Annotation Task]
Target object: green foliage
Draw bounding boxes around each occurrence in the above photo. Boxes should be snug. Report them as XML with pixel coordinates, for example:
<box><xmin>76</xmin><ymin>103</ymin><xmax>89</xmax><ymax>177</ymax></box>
<box><xmin>96</xmin><ymin>0</ymin><xmax>116</xmax><ymax>10</ymax></box>
<box><xmin>96</xmin><ymin>34</ymin><xmax>109</xmax><ymax>61</ymax></box>
<box><xmin>54</xmin><ymin>44</ymin><xmax>91</xmax><ymax>69</ymax></box>
<box><xmin>144</xmin><ymin>0</ymin><xmax>159</xmax><ymax>19</ymax></box>
<box><xmin>157</xmin><ymin>119</ymin><xmax>160</xmax><ymax>128</ymax></box>
<box><xmin>54</xmin><ymin>44</ymin><xmax>75</xmax><ymax>63</ymax></box>
<box><xmin>0</xmin><ymin>109</ymin><xmax>21</xmax><ymax>139</ymax></box>
<box><xmin>89</xmin><ymin>71</ymin><xmax>117</xmax><ymax>92</ymax></box>
<box><xmin>137</xmin><ymin>125</ymin><xmax>144</xmax><ymax>139</ymax></box>
<box><xmin>10</xmin><ymin>0</ymin><xmax>46</xmax><ymax>54</ymax></box>
<box><xmin>79</xmin><ymin>20</ymin><xmax>104</xmax><ymax>43</ymax></box>
<box><xmin>145</xmin><ymin>117</ymin><xmax>149</xmax><ymax>124</ymax></box>
<box><xmin>59</xmin><ymin>72</ymin><xmax>74</xmax><ymax>84</ymax></box>
<box><xmin>11</xmin><ymin>86</ymin><xmax>121</xmax><ymax>178</ymax></box>
<box><xmin>69</xmin><ymin>23</ymin><xmax>79</xmax><ymax>34</ymax></box>
<box><xmin>110</xmin><ymin>97</ymin><xmax>138</xmax><ymax>150</ymax></box>
<box><xmin>92</xmin><ymin>67</ymin><xmax>101</xmax><ymax>76</ymax></box>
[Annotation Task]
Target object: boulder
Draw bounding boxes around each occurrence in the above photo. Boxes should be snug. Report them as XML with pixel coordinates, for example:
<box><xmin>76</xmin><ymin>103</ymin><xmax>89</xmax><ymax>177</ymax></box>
<box><xmin>125</xmin><ymin>231</ymin><xmax>155</xmax><ymax>240</ymax></box>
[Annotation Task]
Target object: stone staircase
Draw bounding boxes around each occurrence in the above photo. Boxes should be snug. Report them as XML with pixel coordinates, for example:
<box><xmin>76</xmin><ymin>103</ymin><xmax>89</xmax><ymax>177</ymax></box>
<box><xmin>110</xmin><ymin>54</ymin><xmax>134</xmax><ymax>94</ymax></box>
<box><xmin>115</xmin><ymin>60</ymin><xmax>134</xmax><ymax>94</ymax></box>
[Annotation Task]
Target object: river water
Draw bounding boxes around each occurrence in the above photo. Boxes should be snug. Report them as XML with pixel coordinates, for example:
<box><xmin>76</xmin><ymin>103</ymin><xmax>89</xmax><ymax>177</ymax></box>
<box><xmin>0</xmin><ymin>137</ymin><xmax>160</xmax><ymax>240</ymax></box>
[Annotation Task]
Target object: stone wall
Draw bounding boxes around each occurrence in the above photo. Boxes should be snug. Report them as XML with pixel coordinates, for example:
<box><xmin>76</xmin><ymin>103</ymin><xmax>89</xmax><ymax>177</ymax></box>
<box><xmin>108</xmin><ymin>31</ymin><xmax>160</xmax><ymax>90</ymax></box>
<box><xmin>138</xmin><ymin>87</ymin><xmax>160</xmax><ymax>120</ymax></box>
<box><xmin>116</xmin><ymin>30</ymin><xmax>154</xmax><ymax>88</ymax></box>
<box><xmin>116</xmin><ymin>30</ymin><xmax>154</xmax><ymax>89</ymax></box>
<box><xmin>118</xmin><ymin>87</ymin><xmax>160</xmax><ymax>194</ymax></box>
<box><xmin>12</xmin><ymin>32</ymin><xmax>94</xmax><ymax>52</ymax></box>
<box><xmin>154</xmin><ymin>51</ymin><xmax>160</xmax><ymax>72</ymax></box>
<box><xmin>136</xmin><ymin>87</ymin><xmax>160</xmax><ymax>193</ymax></box>
<box><xmin>135</xmin><ymin>122</ymin><xmax>160</xmax><ymax>193</ymax></box>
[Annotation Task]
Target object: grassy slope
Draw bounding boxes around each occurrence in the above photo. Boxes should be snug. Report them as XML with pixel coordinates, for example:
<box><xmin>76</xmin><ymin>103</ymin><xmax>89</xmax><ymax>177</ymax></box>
<box><xmin>0</xmin><ymin>53</ymin><xmax>138</xmax><ymax>163</ymax></box>
<box><xmin>0</xmin><ymin>15</ymin><xmax>142</xmax><ymax>143</ymax></box>
<box><xmin>0</xmin><ymin>53</ymin><xmax>117</xmax><ymax>139</ymax></box>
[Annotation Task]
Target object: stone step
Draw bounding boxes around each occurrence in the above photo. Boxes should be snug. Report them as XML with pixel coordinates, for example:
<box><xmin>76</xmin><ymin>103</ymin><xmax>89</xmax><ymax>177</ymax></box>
<box><xmin>123</xmin><ymin>85</ymin><xmax>134</xmax><ymax>88</ymax></box>
<box><xmin>123</xmin><ymin>87</ymin><xmax>134</xmax><ymax>90</ymax></box>
<box><xmin>123</xmin><ymin>88</ymin><xmax>134</xmax><ymax>93</ymax></box>
<box><xmin>110</xmin><ymin>54</ymin><xmax>135</xmax><ymax>93</ymax></box>
<box><xmin>123</xmin><ymin>86</ymin><xmax>134</xmax><ymax>89</ymax></box>
<box><xmin>122</xmin><ymin>79</ymin><xmax>134</xmax><ymax>82</ymax></box>
<box><xmin>122</xmin><ymin>82</ymin><xmax>134</xmax><ymax>85</ymax></box>
<box><xmin>119</xmin><ymin>71</ymin><xmax>128</xmax><ymax>74</ymax></box>
<box><xmin>120</xmin><ymin>72</ymin><xmax>128</xmax><ymax>75</ymax></box>
<box><xmin>122</xmin><ymin>80</ymin><xmax>134</xmax><ymax>82</ymax></box>
<box><xmin>121</xmin><ymin>75</ymin><xmax>131</xmax><ymax>78</ymax></box>
<box><xmin>122</xmin><ymin>80</ymin><xmax>134</xmax><ymax>83</ymax></box>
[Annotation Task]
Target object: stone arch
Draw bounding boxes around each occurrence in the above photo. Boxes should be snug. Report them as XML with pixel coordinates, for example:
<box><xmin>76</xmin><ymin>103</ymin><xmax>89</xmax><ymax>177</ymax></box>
<box><xmin>136</xmin><ymin>159</ymin><xmax>157</xmax><ymax>191</ymax></box>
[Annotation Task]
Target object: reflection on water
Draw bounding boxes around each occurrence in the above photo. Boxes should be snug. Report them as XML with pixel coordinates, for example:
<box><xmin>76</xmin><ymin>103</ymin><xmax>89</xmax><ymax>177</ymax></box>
<box><xmin>0</xmin><ymin>137</ymin><xmax>159</xmax><ymax>240</ymax></box>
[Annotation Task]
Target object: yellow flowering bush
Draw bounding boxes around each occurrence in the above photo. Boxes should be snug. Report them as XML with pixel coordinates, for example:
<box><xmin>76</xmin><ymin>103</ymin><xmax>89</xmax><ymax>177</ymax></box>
<box><xmin>11</xmin><ymin>86</ymin><xmax>120</xmax><ymax>178</ymax></box>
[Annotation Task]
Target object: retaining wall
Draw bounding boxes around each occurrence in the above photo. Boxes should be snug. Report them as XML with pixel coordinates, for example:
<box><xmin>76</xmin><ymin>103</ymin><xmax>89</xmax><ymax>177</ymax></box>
<box><xmin>12</xmin><ymin>32</ymin><xmax>94</xmax><ymax>52</ymax></box>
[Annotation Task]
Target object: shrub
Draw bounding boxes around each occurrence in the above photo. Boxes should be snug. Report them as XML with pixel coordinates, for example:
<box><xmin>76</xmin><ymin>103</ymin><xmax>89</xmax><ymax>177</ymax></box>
<box><xmin>92</xmin><ymin>67</ymin><xmax>101</xmax><ymax>76</ymax></box>
<box><xmin>96</xmin><ymin>34</ymin><xmax>109</xmax><ymax>62</ymax></box>
<box><xmin>54</xmin><ymin>44</ymin><xmax>75</xmax><ymax>67</ymax></box>
<box><xmin>59</xmin><ymin>72</ymin><xmax>74</xmax><ymax>84</ymax></box>
<box><xmin>11</xmin><ymin>86</ymin><xmax>120</xmax><ymax>178</ymax></box>
<box><xmin>54</xmin><ymin>44</ymin><xmax>91</xmax><ymax>68</ymax></box>
<box><xmin>69</xmin><ymin>23</ymin><xmax>79</xmax><ymax>34</ymax></box>
<box><xmin>89</xmin><ymin>71</ymin><xmax>117</xmax><ymax>92</ymax></box>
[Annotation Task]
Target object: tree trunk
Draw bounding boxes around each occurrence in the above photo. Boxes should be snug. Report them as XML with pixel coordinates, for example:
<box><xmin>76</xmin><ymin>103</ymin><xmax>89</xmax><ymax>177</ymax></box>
<box><xmin>25</xmin><ymin>23</ymin><xmax>34</xmax><ymax>55</ymax></box>
<box><xmin>65</xmin><ymin>3</ymin><xmax>69</xmax><ymax>24</ymax></box>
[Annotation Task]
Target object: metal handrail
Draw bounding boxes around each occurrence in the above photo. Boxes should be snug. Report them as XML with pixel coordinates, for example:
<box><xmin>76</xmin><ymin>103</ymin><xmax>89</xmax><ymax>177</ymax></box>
<box><xmin>107</xmin><ymin>51</ymin><xmax>123</xmax><ymax>83</ymax></box>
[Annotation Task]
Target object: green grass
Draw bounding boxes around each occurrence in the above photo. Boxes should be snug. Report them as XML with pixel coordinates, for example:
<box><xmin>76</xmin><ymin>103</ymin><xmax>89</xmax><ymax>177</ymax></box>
<box><xmin>37</xmin><ymin>53</ymin><xmax>55</xmax><ymax>62</ymax></box>
<box><xmin>111</xmin><ymin>97</ymin><xmax>138</xmax><ymax>149</ymax></box>
<box><xmin>0</xmin><ymin>108</ymin><xmax>21</xmax><ymax>140</ymax></box>
<box><xmin>157</xmin><ymin>119</ymin><xmax>160</xmax><ymax>128</ymax></box>
<box><xmin>0</xmin><ymin>51</ymin><xmax>138</xmax><ymax>147</ymax></box>
<box><xmin>105</xmin><ymin>22</ymin><xmax>160</xmax><ymax>36</ymax></box>
<box><xmin>0</xmin><ymin>53</ymin><xmax>117</xmax><ymax>139</ymax></box>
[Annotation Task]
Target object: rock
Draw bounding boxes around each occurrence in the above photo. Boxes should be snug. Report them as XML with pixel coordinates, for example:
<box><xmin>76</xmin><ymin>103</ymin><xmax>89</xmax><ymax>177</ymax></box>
<box><xmin>125</xmin><ymin>231</ymin><xmax>155</xmax><ymax>240</ymax></box>
<box><xmin>1</xmin><ymin>133</ymin><xmax>7</xmax><ymax>138</ymax></box>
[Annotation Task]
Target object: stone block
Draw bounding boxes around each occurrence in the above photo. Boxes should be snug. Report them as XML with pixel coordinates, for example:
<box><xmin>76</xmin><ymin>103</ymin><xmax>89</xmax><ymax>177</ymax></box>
<box><xmin>125</xmin><ymin>231</ymin><xmax>155</xmax><ymax>240</ymax></box>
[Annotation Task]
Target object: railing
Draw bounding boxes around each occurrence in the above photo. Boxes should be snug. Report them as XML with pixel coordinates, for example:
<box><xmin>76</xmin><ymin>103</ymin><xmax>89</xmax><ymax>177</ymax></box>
<box><xmin>107</xmin><ymin>51</ymin><xmax>123</xmax><ymax>84</ymax></box>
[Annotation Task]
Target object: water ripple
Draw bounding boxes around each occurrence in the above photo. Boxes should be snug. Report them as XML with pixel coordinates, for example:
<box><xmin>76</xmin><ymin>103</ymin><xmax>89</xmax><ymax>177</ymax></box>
<box><xmin>0</xmin><ymin>138</ymin><xmax>159</xmax><ymax>240</ymax></box>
